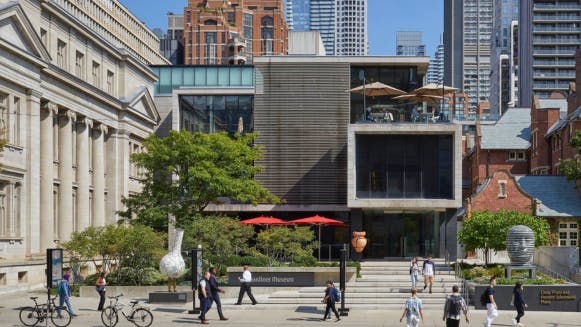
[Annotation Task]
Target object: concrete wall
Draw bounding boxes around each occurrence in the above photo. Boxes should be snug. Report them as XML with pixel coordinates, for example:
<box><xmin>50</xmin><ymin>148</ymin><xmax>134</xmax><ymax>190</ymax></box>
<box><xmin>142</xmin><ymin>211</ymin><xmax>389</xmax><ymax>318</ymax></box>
<box><xmin>534</xmin><ymin>246</ymin><xmax>579</xmax><ymax>280</ymax></box>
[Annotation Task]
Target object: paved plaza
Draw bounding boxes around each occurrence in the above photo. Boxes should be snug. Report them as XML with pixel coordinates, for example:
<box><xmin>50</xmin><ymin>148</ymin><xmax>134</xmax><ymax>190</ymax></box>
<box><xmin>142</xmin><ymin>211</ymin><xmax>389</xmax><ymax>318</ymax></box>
<box><xmin>1</xmin><ymin>290</ymin><xmax>580</xmax><ymax>327</ymax></box>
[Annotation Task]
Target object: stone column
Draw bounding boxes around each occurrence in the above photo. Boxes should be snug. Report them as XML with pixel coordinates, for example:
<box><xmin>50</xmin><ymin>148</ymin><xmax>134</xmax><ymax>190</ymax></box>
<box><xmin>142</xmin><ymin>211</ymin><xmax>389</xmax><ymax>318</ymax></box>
<box><xmin>58</xmin><ymin>110</ymin><xmax>76</xmax><ymax>242</ymax></box>
<box><xmin>40</xmin><ymin>102</ymin><xmax>57</xmax><ymax>250</ymax></box>
<box><xmin>92</xmin><ymin>123</ymin><xmax>107</xmax><ymax>227</ymax></box>
<box><xmin>76</xmin><ymin>117</ymin><xmax>92</xmax><ymax>232</ymax></box>
<box><xmin>106</xmin><ymin>128</ymin><xmax>129</xmax><ymax>224</ymax></box>
<box><xmin>26</xmin><ymin>89</ymin><xmax>42</xmax><ymax>255</ymax></box>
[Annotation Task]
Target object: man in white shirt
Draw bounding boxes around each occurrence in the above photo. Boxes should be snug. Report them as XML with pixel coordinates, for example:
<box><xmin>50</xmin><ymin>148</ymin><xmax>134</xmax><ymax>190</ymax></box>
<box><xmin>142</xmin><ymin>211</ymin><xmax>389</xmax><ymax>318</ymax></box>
<box><xmin>422</xmin><ymin>255</ymin><xmax>436</xmax><ymax>294</ymax></box>
<box><xmin>235</xmin><ymin>265</ymin><xmax>257</xmax><ymax>305</ymax></box>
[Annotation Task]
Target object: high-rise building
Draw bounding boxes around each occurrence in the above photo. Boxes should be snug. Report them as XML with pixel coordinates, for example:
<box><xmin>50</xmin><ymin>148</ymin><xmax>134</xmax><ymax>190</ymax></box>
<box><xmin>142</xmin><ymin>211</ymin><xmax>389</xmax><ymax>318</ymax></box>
<box><xmin>160</xmin><ymin>12</ymin><xmax>185</xmax><ymax>65</ymax></box>
<box><xmin>427</xmin><ymin>34</ymin><xmax>444</xmax><ymax>84</ymax></box>
<box><xmin>444</xmin><ymin>0</ymin><xmax>494</xmax><ymax>113</ymax></box>
<box><xmin>286</xmin><ymin>0</ymin><xmax>367</xmax><ymax>56</ymax></box>
<box><xmin>396</xmin><ymin>31</ymin><xmax>426</xmax><ymax>56</ymax></box>
<box><xmin>183</xmin><ymin>0</ymin><xmax>288</xmax><ymax>65</ymax></box>
<box><xmin>490</xmin><ymin>0</ymin><xmax>519</xmax><ymax>115</ymax></box>
<box><xmin>518</xmin><ymin>0</ymin><xmax>581</xmax><ymax>107</ymax></box>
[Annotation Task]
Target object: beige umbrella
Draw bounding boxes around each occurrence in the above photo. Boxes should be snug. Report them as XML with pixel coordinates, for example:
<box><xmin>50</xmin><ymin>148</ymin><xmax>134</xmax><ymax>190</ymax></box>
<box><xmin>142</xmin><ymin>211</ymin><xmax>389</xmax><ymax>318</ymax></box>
<box><xmin>411</xmin><ymin>83</ymin><xmax>458</xmax><ymax>96</ymax></box>
<box><xmin>393</xmin><ymin>94</ymin><xmax>443</xmax><ymax>103</ymax></box>
<box><xmin>349</xmin><ymin>81</ymin><xmax>407</xmax><ymax>97</ymax></box>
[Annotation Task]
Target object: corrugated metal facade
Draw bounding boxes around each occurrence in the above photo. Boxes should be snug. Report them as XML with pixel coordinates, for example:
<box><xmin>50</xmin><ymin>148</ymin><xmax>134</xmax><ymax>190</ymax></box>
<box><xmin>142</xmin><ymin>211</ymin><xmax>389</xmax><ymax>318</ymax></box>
<box><xmin>254</xmin><ymin>61</ymin><xmax>351</xmax><ymax>205</ymax></box>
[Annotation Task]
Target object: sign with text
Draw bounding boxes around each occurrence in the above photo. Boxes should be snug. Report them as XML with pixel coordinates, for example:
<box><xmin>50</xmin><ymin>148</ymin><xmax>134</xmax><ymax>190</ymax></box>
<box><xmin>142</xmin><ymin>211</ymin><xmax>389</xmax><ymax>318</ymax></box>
<box><xmin>46</xmin><ymin>248</ymin><xmax>63</xmax><ymax>289</ymax></box>
<box><xmin>472</xmin><ymin>284</ymin><xmax>581</xmax><ymax>312</ymax></box>
<box><xmin>228</xmin><ymin>272</ymin><xmax>315</xmax><ymax>287</ymax></box>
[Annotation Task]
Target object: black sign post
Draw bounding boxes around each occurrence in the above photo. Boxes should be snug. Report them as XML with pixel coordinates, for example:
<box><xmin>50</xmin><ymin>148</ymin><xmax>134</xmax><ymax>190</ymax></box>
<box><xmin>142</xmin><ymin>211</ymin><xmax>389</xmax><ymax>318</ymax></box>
<box><xmin>338</xmin><ymin>246</ymin><xmax>349</xmax><ymax>316</ymax></box>
<box><xmin>188</xmin><ymin>246</ymin><xmax>202</xmax><ymax>314</ymax></box>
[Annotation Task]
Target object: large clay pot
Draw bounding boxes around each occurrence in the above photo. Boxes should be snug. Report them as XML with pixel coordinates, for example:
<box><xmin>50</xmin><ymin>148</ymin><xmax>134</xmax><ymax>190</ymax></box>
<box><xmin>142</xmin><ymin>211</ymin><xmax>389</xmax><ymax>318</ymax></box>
<box><xmin>160</xmin><ymin>228</ymin><xmax>186</xmax><ymax>278</ymax></box>
<box><xmin>506</xmin><ymin>225</ymin><xmax>535</xmax><ymax>266</ymax></box>
<box><xmin>351</xmin><ymin>231</ymin><xmax>368</xmax><ymax>253</ymax></box>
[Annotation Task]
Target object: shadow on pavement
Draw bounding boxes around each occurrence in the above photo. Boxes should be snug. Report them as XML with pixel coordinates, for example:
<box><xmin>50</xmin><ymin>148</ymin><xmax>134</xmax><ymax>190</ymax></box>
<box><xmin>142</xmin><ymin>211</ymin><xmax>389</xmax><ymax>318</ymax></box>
<box><xmin>153</xmin><ymin>308</ymin><xmax>187</xmax><ymax>313</ymax></box>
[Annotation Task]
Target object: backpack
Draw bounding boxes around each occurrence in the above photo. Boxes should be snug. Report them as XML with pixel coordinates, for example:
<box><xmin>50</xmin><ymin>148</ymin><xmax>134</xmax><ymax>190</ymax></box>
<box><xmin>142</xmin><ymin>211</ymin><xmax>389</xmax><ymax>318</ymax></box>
<box><xmin>480</xmin><ymin>289</ymin><xmax>488</xmax><ymax>306</ymax></box>
<box><xmin>333</xmin><ymin>288</ymin><xmax>341</xmax><ymax>302</ymax></box>
<box><xmin>447</xmin><ymin>295</ymin><xmax>462</xmax><ymax>316</ymax></box>
<box><xmin>57</xmin><ymin>281</ymin><xmax>66</xmax><ymax>296</ymax></box>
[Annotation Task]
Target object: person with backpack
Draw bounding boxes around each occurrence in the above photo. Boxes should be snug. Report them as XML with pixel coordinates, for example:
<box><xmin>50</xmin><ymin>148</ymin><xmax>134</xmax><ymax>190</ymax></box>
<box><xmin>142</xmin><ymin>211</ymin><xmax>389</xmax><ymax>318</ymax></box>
<box><xmin>422</xmin><ymin>255</ymin><xmax>436</xmax><ymax>294</ymax></box>
<box><xmin>511</xmin><ymin>282</ymin><xmax>528</xmax><ymax>327</ymax></box>
<box><xmin>483</xmin><ymin>277</ymin><xmax>498</xmax><ymax>327</ymax></box>
<box><xmin>399</xmin><ymin>288</ymin><xmax>423</xmax><ymax>327</ymax></box>
<box><xmin>322</xmin><ymin>280</ymin><xmax>341</xmax><ymax>321</ymax></box>
<box><xmin>442</xmin><ymin>285</ymin><xmax>469</xmax><ymax>327</ymax></box>
<box><xmin>57</xmin><ymin>273</ymin><xmax>77</xmax><ymax>318</ymax></box>
<box><xmin>409</xmin><ymin>257</ymin><xmax>419</xmax><ymax>289</ymax></box>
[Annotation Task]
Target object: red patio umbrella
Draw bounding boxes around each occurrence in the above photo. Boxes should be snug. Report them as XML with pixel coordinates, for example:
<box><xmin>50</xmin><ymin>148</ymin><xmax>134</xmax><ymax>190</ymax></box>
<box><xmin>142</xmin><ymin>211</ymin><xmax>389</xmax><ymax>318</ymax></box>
<box><xmin>239</xmin><ymin>216</ymin><xmax>290</xmax><ymax>226</ymax></box>
<box><xmin>289</xmin><ymin>215</ymin><xmax>348</xmax><ymax>260</ymax></box>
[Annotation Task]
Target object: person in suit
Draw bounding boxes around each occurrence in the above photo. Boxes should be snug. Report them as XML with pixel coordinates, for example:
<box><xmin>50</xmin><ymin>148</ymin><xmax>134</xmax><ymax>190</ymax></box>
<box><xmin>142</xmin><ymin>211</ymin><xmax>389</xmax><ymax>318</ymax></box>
<box><xmin>235</xmin><ymin>265</ymin><xmax>257</xmax><ymax>305</ymax></box>
<box><xmin>209</xmin><ymin>267</ymin><xmax>228</xmax><ymax>321</ymax></box>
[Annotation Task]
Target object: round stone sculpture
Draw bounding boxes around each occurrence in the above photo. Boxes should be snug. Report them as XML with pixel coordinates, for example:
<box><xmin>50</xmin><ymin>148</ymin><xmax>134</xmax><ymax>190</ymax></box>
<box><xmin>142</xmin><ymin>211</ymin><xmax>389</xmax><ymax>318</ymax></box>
<box><xmin>506</xmin><ymin>225</ymin><xmax>535</xmax><ymax>266</ymax></box>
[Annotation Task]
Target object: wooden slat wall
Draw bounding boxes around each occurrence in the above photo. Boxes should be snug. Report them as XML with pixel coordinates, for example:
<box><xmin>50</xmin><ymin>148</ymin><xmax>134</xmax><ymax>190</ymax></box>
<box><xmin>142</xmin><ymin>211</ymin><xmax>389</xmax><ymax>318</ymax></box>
<box><xmin>254</xmin><ymin>61</ymin><xmax>351</xmax><ymax>205</ymax></box>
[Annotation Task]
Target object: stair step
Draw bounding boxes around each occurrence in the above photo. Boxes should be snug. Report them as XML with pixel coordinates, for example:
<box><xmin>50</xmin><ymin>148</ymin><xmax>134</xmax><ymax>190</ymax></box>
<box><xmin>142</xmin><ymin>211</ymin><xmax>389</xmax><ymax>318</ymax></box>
<box><xmin>271</xmin><ymin>292</ymin><xmax>453</xmax><ymax>298</ymax></box>
<box><xmin>265</xmin><ymin>298</ymin><xmax>447</xmax><ymax>304</ymax></box>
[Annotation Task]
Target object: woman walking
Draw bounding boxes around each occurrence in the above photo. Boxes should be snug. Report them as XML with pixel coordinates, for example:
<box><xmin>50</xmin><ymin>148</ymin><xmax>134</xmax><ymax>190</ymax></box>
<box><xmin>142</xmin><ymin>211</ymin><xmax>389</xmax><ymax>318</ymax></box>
<box><xmin>512</xmin><ymin>282</ymin><xmax>528</xmax><ymax>327</ymax></box>
<box><xmin>95</xmin><ymin>272</ymin><xmax>107</xmax><ymax>311</ymax></box>
<box><xmin>409</xmin><ymin>257</ymin><xmax>419</xmax><ymax>289</ymax></box>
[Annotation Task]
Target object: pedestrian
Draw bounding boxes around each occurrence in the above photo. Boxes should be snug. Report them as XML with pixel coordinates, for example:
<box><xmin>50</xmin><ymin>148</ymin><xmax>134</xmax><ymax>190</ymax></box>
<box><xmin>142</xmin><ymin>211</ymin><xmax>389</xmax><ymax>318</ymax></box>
<box><xmin>409</xmin><ymin>257</ymin><xmax>419</xmax><ymax>289</ymax></box>
<box><xmin>422</xmin><ymin>255</ymin><xmax>436</xmax><ymax>294</ymax></box>
<box><xmin>198</xmin><ymin>271</ymin><xmax>213</xmax><ymax>325</ymax></box>
<box><xmin>399</xmin><ymin>287</ymin><xmax>423</xmax><ymax>327</ymax></box>
<box><xmin>322</xmin><ymin>280</ymin><xmax>341</xmax><ymax>322</ymax></box>
<box><xmin>235</xmin><ymin>265</ymin><xmax>257</xmax><ymax>305</ymax></box>
<box><xmin>57</xmin><ymin>273</ymin><xmax>77</xmax><ymax>318</ymax></box>
<box><xmin>95</xmin><ymin>272</ymin><xmax>107</xmax><ymax>311</ymax></box>
<box><xmin>209</xmin><ymin>267</ymin><xmax>228</xmax><ymax>321</ymax></box>
<box><xmin>442</xmin><ymin>285</ymin><xmax>469</xmax><ymax>327</ymax></box>
<box><xmin>484</xmin><ymin>277</ymin><xmax>498</xmax><ymax>327</ymax></box>
<box><xmin>512</xmin><ymin>282</ymin><xmax>528</xmax><ymax>327</ymax></box>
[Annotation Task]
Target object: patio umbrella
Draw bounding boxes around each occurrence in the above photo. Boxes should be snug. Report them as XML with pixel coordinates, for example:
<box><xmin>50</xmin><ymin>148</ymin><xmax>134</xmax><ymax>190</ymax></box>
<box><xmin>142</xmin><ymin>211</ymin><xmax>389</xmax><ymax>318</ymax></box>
<box><xmin>349</xmin><ymin>81</ymin><xmax>407</xmax><ymax>97</ymax></box>
<box><xmin>393</xmin><ymin>94</ymin><xmax>443</xmax><ymax>103</ymax></box>
<box><xmin>411</xmin><ymin>83</ymin><xmax>458</xmax><ymax>96</ymax></box>
<box><xmin>240</xmin><ymin>216</ymin><xmax>289</xmax><ymax>226</ymax></box>
<box><xmin>289</xmin><ymin>215</ymin><xmax>348</xmax><ymax>260</ymax></box>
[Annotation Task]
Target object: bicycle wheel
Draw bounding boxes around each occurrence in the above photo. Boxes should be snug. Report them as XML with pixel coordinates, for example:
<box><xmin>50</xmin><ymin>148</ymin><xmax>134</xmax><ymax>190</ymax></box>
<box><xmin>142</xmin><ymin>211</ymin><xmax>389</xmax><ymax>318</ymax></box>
<box><xmin>19</xmin><ymin>307</ymin><xmax>40</xmax><ymax>326</ymax></box>
<box><xmin>131</xmin><ymin>308</ymin><xmax>153</xmax><ymax>327</ymax></box>
<box><xmin>50</xmin><ymin>306</ymin><xmax>71</xmax><ymax>327</ymax></box>
<box><xmin>101</xmin><ymin>307</ymin><xmax>119</xmax><ymax>327</ymax></box>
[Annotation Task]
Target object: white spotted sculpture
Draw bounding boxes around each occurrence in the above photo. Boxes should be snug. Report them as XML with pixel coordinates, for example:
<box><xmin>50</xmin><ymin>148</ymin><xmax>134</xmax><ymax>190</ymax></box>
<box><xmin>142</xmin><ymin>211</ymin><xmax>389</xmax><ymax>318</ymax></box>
<box><xmin>160</xmin><ymin>228</ymin><xmax>186</xmax><ymax>292</ymax></box>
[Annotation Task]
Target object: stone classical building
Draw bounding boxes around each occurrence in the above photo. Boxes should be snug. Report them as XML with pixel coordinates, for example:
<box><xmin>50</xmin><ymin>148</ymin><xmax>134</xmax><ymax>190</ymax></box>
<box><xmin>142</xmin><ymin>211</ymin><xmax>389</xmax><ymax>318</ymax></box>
<box><xmin>0</xmin><ymin>0</ymin><xmax>163</xmax><ymax>292</ymax></box>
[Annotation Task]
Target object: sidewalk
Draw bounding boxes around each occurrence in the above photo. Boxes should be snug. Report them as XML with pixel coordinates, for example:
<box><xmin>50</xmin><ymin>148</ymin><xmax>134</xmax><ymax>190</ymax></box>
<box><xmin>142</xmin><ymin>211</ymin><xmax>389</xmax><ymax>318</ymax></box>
<box><xmin>1</xmin><ymin>289</ymin><xmax>579</xmax><ymax>326</ymax></box>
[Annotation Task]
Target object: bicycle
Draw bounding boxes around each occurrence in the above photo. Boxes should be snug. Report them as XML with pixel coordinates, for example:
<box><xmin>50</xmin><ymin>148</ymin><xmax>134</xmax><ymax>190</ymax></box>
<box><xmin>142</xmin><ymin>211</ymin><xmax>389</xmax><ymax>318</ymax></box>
<box><xmin>101</xmin><ymin>293</ymin><xmax>153</xmax><ymax>327</ymax></box>
<box><xmin>19</xmin><ymin>296</ymin><xmax>72</xmax><ymax>327</ymax></box>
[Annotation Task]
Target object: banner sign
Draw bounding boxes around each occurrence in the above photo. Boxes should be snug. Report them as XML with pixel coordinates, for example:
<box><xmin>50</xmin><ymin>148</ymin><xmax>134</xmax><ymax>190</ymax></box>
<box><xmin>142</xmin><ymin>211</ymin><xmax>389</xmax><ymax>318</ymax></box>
<box><xmin>46</xmin><ymin>248</ymin><xmax>63</xmax><ymax>289</ymax></box>
<box><xmin>228</xmin><ymin>272</ymin><xmax>315</xmax><ymax>287</ymax></box>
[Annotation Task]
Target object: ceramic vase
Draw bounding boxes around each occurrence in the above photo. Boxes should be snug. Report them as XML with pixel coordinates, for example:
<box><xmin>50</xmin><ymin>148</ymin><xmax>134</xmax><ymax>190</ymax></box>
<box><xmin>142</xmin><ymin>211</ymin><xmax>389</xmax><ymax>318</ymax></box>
<box><xmin>160</xmin><ymin>228</ymin><xmax>186</xmax><ymax>278</ymax></box>
<box><xmin>351</xmin><ymin>231</ymin><xmax>368</xmax><ymax>253</ymax></box>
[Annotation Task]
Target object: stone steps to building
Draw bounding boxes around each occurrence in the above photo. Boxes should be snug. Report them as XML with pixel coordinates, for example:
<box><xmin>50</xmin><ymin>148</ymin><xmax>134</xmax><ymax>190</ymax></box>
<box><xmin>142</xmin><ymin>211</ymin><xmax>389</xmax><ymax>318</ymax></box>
<box><xmin>271</xmin><ymin>291</ymin><xmax>452</xmax><ymax>298</ymax></box>
<box><xmin>358</xmin><ymin>275</ymin><xmax>458</xmax><ymax>282</ymax></box>
<box><xmin>297</xmin><ymin>287</ymin><xmax>453</xmax><ymax>294</ymax></box>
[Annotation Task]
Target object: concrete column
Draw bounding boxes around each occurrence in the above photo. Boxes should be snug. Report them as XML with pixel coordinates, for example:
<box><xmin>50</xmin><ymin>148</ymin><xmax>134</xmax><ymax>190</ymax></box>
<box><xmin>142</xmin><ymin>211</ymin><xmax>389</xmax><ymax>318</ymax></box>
<box><xmin>40</xmin><ymin>102</ymin><xmax>57</xmax><ymax>251</ymax></box>
<box><xmin>26</xmin><ymin>89</ymin><xmax>42</xmax><ymax>255</ymax></box>
<box><xmin>92</xmin><ymin>123</ymin><xmax>107</xmax><ymax>227</ymax></box>
<box><xmin>76</xmin><ymin>117</ymin><xmax>92</xmax><ymax>232</ymax></box>
<box><xmin>58</xmin><ymin>110</ymin><xmax>76</xmax><ymax>242</ymax></box>
<box><xmin>106</xmin><ymin>128</ymin><xmax>129</xmax><ymax>224</ymax></box>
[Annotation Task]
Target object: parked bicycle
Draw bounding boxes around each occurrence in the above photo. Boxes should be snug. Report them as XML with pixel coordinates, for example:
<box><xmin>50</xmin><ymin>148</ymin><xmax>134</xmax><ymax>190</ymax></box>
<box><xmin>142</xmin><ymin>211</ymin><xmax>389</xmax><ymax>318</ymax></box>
<box><xmin>101</xmin><ymin>293</ymin><xmax>153</xmax><ymax>327</ymax></box>
<box><xmin>19</xmin><ymin>296</ymin><xmax>72</xmax><ymax>327</ymax></box>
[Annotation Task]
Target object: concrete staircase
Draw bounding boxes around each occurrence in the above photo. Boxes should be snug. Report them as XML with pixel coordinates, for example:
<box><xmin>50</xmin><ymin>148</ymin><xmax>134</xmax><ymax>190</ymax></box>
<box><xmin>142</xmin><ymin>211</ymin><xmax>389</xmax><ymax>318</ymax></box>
<box><xmin>252</xmin><ymin>259</ymin><xmax>462</xmax><ymax>310</ymax></box>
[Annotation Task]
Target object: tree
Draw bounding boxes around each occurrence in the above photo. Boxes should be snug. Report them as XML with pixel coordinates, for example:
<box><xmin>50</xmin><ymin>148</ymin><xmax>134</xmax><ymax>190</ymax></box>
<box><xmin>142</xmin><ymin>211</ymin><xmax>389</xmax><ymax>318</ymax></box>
<box><xmin>560</xmin><ymin>130</ymin><xmax>581</xmax><ymax>183</ymax></box>
<box><xmin>120</xmin><ymin>130</ymin><xmax>279</xmax><ymax>230</ymax></box>
<box><xmin>458</xmin><ymin>210</ymin><xmax>550</xmax><ymax>265</ymax></box>
<box><xmin>256</xmin><ymin>226</ymin><xmax>318</xmax><ymax>266</ymax></box>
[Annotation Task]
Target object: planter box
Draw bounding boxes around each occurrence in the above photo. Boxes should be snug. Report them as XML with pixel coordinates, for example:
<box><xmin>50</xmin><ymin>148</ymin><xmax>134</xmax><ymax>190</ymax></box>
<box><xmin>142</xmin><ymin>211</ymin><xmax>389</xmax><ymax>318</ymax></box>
<box><xmin>468</xmin><ymin>282</ymin><xmax>581</xmax><ymax>312</ymax></box>
<box><xmin>226</xmin><ymin>267</ymin><xmax>357</xmax><ymax>287</ymax></box>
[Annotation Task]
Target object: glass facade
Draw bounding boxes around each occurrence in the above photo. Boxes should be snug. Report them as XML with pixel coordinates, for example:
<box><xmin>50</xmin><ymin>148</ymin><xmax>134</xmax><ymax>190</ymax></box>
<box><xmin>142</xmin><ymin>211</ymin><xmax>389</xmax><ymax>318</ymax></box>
<box><xmin>179</xmin><ymin>95</ymin><xmax>253</xmax><ymax>134</ymax></box>
<box><xmin>151</xmin><ymin>66</ymin><xmax>254</xmax><ymax>95</ymax></box>
<box><xmin>287</xmin><ymin>0</ymin><xmax>311</xmax><ymax>30</ymax></box>
<box><xmin>355</xmin><ymin>134</ymin><xmax>453</xmax><ymax>199</ymax></box>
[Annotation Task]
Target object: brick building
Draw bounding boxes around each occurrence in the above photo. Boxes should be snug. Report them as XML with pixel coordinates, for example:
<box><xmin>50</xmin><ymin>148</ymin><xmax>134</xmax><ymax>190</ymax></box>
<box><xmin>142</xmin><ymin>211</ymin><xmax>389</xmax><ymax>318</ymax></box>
<box><xmin>183</xmin><ymin>0</ymin><xmax>288</xmax><ymax>64</ymax></box>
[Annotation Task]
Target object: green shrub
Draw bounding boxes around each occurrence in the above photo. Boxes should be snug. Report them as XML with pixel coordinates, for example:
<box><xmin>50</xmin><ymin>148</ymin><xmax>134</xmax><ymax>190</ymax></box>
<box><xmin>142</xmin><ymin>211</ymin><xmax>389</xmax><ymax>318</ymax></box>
<box><xmin>107</xmin><ymin>267</ymin><xmax>167</xmax><ymax>286</ymax></box>
<box><xmin>487</xmin><ymin>265</ymin><xmax>504</xmax><ymax>278</ymax></box>
<box><xmin>464</xmin><ymin>266</ymin><xmax>488</xmax><ymax>279</ymax></box>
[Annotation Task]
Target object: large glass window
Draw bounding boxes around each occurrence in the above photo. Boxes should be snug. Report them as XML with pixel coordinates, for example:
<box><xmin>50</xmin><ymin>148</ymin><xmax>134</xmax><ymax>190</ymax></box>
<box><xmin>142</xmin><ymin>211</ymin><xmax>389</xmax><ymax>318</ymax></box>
<box><xmin>204</xmin><ymin>32</ymin><xmax>217</xmax><ymax>64</ymax></box>
<box><xmin>355</xmin><ymin>134</ymin><xmax>453</xmax><ymax>199</ymax></box>
<box><xmin>261</xmin><ymin>16</ymin><xmax>274</xmax><ymax>55</ymax></box>
<box><xmin>179</xmin><ymin>95</ymin><xmax>253</xmax><ymax>134</ymax></box>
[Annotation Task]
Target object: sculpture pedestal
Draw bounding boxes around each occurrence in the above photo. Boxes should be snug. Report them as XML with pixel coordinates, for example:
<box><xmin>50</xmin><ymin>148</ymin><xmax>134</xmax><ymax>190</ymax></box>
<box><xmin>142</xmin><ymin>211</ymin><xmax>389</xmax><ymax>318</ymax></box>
<box><xmin>505</xmin><ymin>265</ymin><xmax>536</xmax><ymax>279</ymax></box>
<box><xmin>148</xmin><ymin>291</ymin><xmax>193</xmax><ymax>303</ymax></box>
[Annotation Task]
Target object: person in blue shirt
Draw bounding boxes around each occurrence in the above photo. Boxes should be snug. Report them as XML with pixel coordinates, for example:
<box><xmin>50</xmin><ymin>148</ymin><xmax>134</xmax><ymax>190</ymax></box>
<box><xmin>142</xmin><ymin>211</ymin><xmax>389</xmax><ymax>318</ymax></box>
<box><xmin>400</xmin><ymin>288</ymin><xmax>424</xmax><ymax>327</ymax></box>
<box><xmin>57</xmin><ymin>273</ymin><xmax>76</xmax><ymax>317</ymax></box>
<box><xmin>512</xmin><ymin>282</ymin><xmax>528</xmax><ymax>327</ymax></box>
<box><xmin>322</xmin><ymin>280</ymin><xmax>340</xmax><ymax>321</ymax></box>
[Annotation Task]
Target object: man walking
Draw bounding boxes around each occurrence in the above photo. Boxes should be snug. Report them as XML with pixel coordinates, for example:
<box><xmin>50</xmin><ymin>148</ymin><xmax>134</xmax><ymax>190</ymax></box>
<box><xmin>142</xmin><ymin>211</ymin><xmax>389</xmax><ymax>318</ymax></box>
<box><xmin>442</xmin><ymin>285</ymin><xmax>469</xmax><ymax>327</ymax></box>
<box><xmin>57</xmin><ymin>273</ymin><xmax>77</xmax><ymax>318</ymax></box>
<box><xmin>422</xmin><ymin>255</ymin><xmax>436</xmax><ymax>294</ymax></box>
<box><xmin>209</xmin><ymin>267</ymin><xmax>228</xmax><ymax>321</ymax></box>
<box><xmin>484</xmin><ymin>277</ymin><xmax>498</xmax><ymax>327</ymax></box>
<box><xmin>399</xmin><ymin>288</ymin><xmax>424</xmax><ymax>327</ymax></box>
<box><xmin>235</xmin><ymin>265</ymin><xmax>257</xmax><ymax>305</ymax></box>
<box><xmin>322</xmin><ymin>280</ymin><xmax>341</xmax><ymax>322</ymax></box>
<box><xmin>198</xmin><ymin>271</ymin><xmax>213</xmax><ymax>324</ymax></box>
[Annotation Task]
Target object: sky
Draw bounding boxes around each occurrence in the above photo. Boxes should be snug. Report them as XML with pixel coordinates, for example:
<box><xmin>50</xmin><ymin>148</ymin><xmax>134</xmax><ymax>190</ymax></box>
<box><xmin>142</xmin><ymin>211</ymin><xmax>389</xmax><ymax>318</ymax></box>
<box><xmin>119</xmin><ymin>0</ymin><xmax>443</xmax><ymax>57</ymax></box>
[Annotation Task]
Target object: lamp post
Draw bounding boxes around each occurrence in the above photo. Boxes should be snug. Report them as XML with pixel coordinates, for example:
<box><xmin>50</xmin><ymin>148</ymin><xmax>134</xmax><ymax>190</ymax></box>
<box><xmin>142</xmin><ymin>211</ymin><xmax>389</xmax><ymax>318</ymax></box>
<box><xmin>338</xmin><ymin>245</ymin><xmax>349</xmax><ymax>316</ymax></box>
<box><xmin>187</xmin><ymin>245</ymin><xmax>203</xmax><ymax>314</ymax></box>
